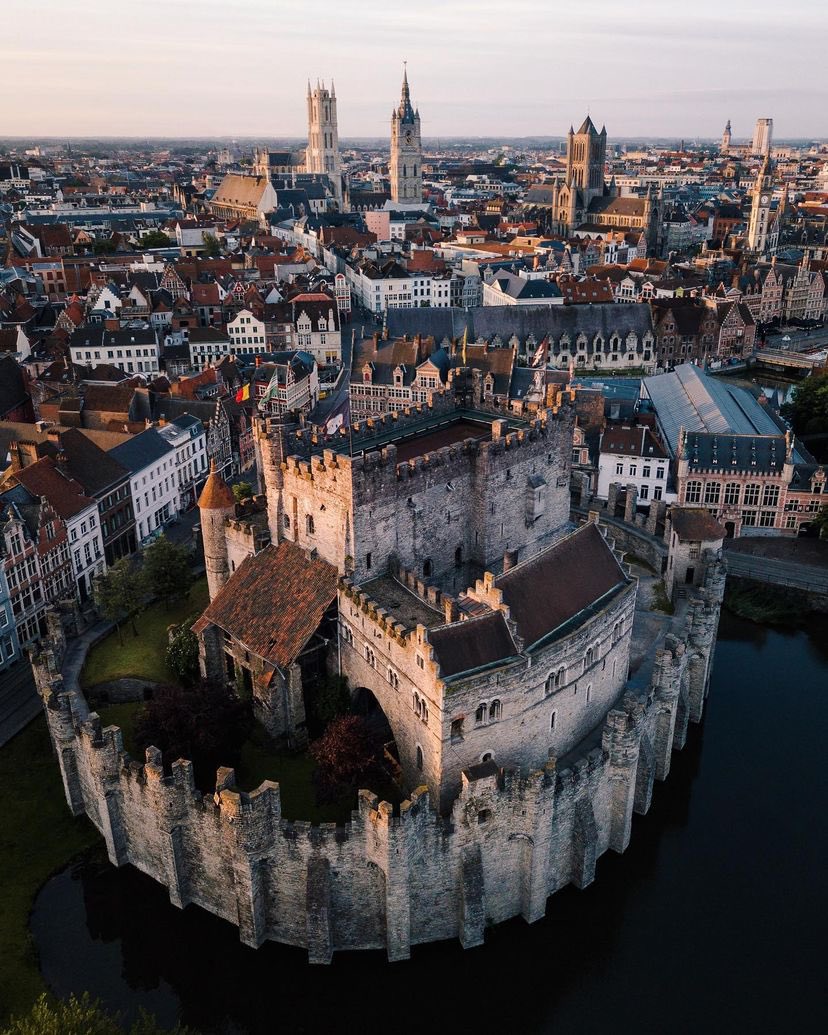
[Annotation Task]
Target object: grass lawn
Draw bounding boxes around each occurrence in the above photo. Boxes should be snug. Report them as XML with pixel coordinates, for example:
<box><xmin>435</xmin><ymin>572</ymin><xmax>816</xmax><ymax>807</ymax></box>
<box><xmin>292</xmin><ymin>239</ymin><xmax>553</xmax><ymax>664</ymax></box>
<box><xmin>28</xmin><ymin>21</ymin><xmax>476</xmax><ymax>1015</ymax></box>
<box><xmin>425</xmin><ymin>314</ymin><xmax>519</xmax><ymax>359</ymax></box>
<box><xmin>236</xmin><ymin>729</ymin><xmax>403</xmax><ymax>825</ymax></box>
<box><xmin>0</xmin><ymin>717</ymin><xmax>99</xmax><ymax>1025</ymax></box>
<box><xmin>81</xmin><ymin>577</ymin><xmax>208</xmax><ymax>689</ymax></box>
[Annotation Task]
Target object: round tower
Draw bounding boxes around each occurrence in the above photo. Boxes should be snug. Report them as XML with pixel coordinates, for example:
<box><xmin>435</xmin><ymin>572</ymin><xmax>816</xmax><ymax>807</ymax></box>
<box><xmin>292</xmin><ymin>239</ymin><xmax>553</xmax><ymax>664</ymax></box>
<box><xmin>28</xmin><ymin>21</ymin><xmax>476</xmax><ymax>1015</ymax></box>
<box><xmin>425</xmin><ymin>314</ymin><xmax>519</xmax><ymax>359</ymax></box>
<box><xmin>197</xmin><ymin>460</ymin><xmax>235</xmax><ymax>601</ymax></box>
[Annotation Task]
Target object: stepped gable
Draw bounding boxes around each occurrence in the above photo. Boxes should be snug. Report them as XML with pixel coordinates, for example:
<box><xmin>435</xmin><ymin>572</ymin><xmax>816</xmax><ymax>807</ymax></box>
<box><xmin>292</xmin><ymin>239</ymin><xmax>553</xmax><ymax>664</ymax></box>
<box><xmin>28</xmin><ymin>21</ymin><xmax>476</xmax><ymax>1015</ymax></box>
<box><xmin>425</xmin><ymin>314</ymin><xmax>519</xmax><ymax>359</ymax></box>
<box><xmin>192</xmin><ymin>541</ymin><xmax>337</xmax><ymax>669</ymax></box>
<box><xmin>197</xmin><ymin>459</ymin><xmax>235</xmax><ymax>510</ymax></box>
<box><xmin>494</xmin><ymin>523</ymin><xmax>628</xmax><ymax>648</ymax></box>
<box><xmin>428</xmin><ymin>611</ymin><xmax>517</xmax><ymax>680</ymax></box>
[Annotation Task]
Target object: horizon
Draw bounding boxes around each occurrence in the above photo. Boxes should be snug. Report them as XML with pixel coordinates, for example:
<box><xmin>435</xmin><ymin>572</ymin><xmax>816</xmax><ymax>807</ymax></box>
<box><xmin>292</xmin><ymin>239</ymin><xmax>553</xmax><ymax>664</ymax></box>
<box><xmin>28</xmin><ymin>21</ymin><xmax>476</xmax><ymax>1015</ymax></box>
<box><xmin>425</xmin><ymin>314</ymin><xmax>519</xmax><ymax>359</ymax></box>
<box><xmin>4</xmin><ymin>0</ymin><xmax>827</xmax><ymax>139</ymax></box>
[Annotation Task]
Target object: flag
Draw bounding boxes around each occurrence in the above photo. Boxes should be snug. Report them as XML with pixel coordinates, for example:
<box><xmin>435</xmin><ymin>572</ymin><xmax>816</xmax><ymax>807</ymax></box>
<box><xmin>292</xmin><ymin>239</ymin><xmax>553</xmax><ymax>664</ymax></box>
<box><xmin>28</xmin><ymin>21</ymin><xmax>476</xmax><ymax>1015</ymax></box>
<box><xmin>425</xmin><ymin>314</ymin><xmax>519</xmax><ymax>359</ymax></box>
<box><xmin>234</xmin><ymin>383</ymin><xmax>250</xmax><ymax>403</ymax></box>
<box><xmin>531</xmin><ymin>336</ymin><xmax>549</xmax><ymax>368</ymax></box>
<box><xmin>325</xmin><ymin>412</ymin><xmax>344</xmax><ymax>435</ymax></box>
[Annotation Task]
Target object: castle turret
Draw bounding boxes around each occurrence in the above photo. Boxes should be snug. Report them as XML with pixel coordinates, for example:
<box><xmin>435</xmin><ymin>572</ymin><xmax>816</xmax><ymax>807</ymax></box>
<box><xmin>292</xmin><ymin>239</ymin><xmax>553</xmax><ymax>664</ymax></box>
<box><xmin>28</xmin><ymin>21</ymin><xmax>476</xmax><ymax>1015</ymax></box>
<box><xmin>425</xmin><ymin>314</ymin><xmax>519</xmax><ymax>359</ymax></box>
<box><xmin>198</xmin><ymin>460</ymin><xmax>235</xmax><ymax>601</ymax></box>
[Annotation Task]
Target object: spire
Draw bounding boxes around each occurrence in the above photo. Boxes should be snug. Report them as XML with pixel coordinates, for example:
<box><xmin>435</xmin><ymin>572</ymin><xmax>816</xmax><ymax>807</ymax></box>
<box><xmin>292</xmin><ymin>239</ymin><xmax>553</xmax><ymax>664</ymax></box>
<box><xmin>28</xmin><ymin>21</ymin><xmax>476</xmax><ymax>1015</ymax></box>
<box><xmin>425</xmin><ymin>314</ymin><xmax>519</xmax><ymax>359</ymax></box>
<box><xmin>398</xmin><ymin>61</ymin><xmax>414</xmax><ymax>120</ymax></box>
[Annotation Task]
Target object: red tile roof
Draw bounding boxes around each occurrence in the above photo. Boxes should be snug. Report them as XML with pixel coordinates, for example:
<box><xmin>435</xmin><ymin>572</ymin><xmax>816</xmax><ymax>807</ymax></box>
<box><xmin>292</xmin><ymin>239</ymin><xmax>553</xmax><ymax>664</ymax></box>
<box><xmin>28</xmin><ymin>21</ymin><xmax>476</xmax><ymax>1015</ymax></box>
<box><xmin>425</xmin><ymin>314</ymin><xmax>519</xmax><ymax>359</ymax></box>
<box><xmin>193</xmin><ymin>541</ymin><xmax>338</xmax><ymax>670</ymax></box>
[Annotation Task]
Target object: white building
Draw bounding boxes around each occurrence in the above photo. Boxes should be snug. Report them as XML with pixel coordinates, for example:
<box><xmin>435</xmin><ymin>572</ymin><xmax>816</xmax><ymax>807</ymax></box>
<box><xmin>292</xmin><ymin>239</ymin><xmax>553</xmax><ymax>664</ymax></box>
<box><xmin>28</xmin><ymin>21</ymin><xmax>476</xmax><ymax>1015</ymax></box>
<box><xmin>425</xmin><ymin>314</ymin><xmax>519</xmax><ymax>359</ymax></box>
<box><xmin>188</xmin><ymin>327</ymin><xmax>233</xmax><ymax>366</ymax></box>
<box><xmin>596</xmin><ymin>424</ymin><xmax>675</xmax><ymax>507</ymax></box>
<box><xmin>157</xmin><ymin>414</ymin><xmax>209</xmax><ymax>512</ymax></box>
<box><xmin>109</xmin><ymin>429</ymin><xmax>179</xmax><ymax>544</ymax></box>
<box><xmin>69</xmin><ymin>326</ymin><xmax>160</xmax><ymax>377</ymax></box>
<box><xmin>227</xmin><ymin>309</ymin><xmax>269</xmax><ymax>354</ymax></box>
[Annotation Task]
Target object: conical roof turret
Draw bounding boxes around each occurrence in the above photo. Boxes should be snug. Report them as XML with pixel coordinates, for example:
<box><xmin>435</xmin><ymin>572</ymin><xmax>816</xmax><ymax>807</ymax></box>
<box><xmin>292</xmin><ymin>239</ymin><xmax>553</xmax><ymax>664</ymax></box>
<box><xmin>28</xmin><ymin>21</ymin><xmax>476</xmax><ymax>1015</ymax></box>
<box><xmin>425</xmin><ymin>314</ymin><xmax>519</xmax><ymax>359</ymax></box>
<box><xmin>198</xmin><ymin>460</ymin><xmax>235</xmax><ymax>510</ymax></box>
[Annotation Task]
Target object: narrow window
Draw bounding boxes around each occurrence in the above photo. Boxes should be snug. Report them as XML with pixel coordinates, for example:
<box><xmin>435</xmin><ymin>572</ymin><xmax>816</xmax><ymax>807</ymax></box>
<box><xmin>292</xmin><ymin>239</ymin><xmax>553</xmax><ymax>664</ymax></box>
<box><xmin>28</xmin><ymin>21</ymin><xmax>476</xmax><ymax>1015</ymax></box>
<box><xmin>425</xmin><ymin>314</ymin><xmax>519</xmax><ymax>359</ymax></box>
<box><xmin>489</xmin><ymin>699</ymin><xmax>501</xmax><ymax>721</ymax></box>
<box><xmin>475</xmin><ymin>703</ymin><xmax>487</xmax><ymax>724</ymax></box>
<box><xmin>416</xmin><ymin>745</ymin><xmax>423</xmax><ymax>771</ymax></box>
<box><xmin>366</xmin><ymin>551</ymin><xmax>372</xmax><ymax>571</ymax></box>
<box><xmin>550</xmin><ymin>711</ymin><xmax>557</xmax><ymax>731</ymax></box>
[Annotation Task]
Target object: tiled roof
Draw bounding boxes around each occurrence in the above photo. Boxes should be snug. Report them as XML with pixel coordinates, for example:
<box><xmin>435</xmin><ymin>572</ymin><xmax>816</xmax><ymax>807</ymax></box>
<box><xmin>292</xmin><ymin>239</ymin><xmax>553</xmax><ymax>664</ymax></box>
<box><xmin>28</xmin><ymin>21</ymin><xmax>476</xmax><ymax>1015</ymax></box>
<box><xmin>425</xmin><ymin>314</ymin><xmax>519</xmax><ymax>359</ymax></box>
<box><xmin>495</xmin><ymin>523</ymin><xmax>628</xmax><ymax>649</ymax></box>
<box><xmin>197</xmin><ymin>461</ymin><xmax>235</xmax><ymax>510</ymax></box>
<box><xmin>11</xmin><ymin>456</ymin><xmax>95</xmax><ymax>519</ymax></box>
<box><xmin>670</xmin><ymin>507</ymin><xmax>725</xmax><ymax>542</ymax></box>
<box><xmin>192</xmin><ymin>542</ymin><xmax>337</xmax><ymax>669</ymax></box>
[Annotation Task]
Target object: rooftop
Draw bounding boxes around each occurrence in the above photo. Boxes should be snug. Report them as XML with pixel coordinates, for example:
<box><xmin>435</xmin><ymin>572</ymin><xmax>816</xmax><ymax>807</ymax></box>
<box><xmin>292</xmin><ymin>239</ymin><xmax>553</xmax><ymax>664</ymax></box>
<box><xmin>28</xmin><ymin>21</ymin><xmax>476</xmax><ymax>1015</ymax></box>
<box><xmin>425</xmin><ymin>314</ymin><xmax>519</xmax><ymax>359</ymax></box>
<box><xmin>360</xmin><ymin>574</ymin><xmax>444</xmax><ymax>630</ymax></box>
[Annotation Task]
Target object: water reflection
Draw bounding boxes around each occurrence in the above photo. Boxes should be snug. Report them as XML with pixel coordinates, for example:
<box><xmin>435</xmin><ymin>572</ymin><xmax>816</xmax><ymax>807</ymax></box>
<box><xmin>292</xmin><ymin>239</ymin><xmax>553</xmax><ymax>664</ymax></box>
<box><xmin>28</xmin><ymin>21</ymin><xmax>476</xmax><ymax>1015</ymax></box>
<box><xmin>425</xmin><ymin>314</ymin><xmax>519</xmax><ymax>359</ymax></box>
<box><xmin>31</xmin><ymin>611</ymin><xmax>828</xmax><ymax>1035</ymax></box>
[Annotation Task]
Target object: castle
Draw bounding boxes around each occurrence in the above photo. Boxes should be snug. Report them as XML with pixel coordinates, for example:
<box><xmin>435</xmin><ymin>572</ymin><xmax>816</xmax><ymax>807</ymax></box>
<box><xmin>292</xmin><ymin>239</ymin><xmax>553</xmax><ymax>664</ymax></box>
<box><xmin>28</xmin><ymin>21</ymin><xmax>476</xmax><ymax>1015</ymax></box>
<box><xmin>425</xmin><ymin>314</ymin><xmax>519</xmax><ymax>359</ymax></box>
<box><xmin>34</xmin><ymin>386</ymin><xmax>726</xmax><ymax>963</ymax></box>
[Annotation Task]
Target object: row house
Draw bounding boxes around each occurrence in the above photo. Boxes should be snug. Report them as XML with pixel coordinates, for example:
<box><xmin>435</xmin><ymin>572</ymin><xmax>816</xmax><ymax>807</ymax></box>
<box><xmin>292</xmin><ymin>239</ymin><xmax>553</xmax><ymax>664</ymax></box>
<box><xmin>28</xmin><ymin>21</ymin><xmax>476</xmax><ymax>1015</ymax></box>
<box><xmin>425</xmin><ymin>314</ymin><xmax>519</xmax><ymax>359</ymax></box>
<box><xmin>349</xmin><ymin>335</ymin><xmax>450</xmax><ymax>419</ymax></box>
<box><xmin>227</xmin><ymin>309</ymin><xmax>269</xmax><ymax>354</ymax></box>
<box><xmin>675</xmin><ymin>428</ymin><xmax>826</xmax><ymax>537</ymax></box>
<box><xmin>711</xmin><ymin>300</ymin><xmax>756</xmax><ymax>359</ymax></box>
<box><xmin>0</xmin><ymin>565</ymin><xmax>21</xmax><ymax>673</ymax></box>
<box><xmin>68</xmin><ymin>326</ymin><xmax>160</xmax><ymax>377</ymax></box>
<box><xmin>109</xmin><ymin>429</ymin><xmax>181</xmax><ymax>545</ymax></box>
<box><xmin>57</xmin><ymin>428</ymin><xmax>136</xmax><ymax>565</ymax></box>
<box><xmin>0</xmin><ymin>485</ymin><xmax>72</xmax><ymax>646</ymax></box>
<box><xmin>10</xmin><ymin>457</ymin><xmax>105</xmax><ymax>605</ymax></box>
<box><xmin>596</xmin><ymin>424</ymin><xmax>675</xmax><ymax>506</ymax></box>
<box><xmin>157</xmin><ymin>414</ymin><xmax>209</xmax><ymax>512</ymax></box>
<box><xmin>650</xmin><ymin>299</ymin><xmax>719</xmax><ymax>368</ymax></box>
<box><xmin>289</xmin><ymin>294</ymin><xmax>342</xmax><ymax>367</ymax></box>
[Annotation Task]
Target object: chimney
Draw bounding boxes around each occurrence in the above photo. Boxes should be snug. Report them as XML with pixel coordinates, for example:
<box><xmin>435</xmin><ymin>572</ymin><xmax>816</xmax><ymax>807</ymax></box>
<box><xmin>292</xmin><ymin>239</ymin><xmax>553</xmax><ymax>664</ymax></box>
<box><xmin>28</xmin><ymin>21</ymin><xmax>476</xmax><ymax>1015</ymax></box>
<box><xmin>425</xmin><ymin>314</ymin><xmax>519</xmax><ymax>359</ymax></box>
<box><xmin>503</xmin><ymin>549</ymin><xmax>518</xmax><ymax>572</ymax></box>
<box><xmin>491</xmin><ymin>419</ymin><xmax>506</xmax><ymax>440</ymax></box>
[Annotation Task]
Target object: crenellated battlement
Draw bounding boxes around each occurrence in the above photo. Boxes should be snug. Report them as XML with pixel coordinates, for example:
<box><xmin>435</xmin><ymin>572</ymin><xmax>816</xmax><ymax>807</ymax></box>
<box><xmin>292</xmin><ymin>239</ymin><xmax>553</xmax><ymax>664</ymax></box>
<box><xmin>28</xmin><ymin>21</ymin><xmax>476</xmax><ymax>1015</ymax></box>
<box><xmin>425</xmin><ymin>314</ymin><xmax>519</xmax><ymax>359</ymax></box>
<box><xmin>35</xmin><ymin>512</ymin><xmax>725</xmax><ymax>964</ymax></box>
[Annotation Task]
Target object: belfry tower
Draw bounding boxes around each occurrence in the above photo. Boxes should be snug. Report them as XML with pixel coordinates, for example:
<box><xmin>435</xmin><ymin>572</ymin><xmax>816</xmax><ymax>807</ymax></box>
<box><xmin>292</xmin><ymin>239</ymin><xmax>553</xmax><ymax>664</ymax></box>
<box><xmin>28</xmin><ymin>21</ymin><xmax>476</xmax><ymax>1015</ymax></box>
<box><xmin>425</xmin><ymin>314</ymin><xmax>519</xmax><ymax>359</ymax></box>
<box><xmin>721</xmin><ymin>119</ymin><xmax>732</xmax><ymax>155</ymax></box>
<box><xmin>306</xmin><ymin>80</ymin><xmax>343</xmax><ymax>205</ymax></box>
<box><xmin>747</xmin><ymin>152</ymin><xmax>774</xmax><ymax>255</ymax></box>
<box><xmin>390</xmin><ymin>66</ymin><xmax>423</xmax><ymax>203</ymax></box>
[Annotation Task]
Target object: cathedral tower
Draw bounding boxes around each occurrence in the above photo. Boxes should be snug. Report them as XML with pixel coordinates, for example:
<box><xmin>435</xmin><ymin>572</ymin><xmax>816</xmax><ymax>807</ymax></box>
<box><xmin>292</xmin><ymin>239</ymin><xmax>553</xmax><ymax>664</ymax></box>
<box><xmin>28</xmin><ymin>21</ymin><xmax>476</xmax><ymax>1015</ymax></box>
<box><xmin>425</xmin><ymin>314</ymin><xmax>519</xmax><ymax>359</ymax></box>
<box><xmin>721</xmin><ymin>119</ymin><xmax>731</xmax><ymax>155</ymax></box>
<box><xmin>565</xmin><ymin>116</ymin><xmax>606</xmax><ymax>205</ymax></box>
<box><xmin>747</xmin><ymin>153</ymin><xmax>774</xmax><ymax>255</ymax></box>
<box><xmin>198</xmin><ymin>460</ymin><xmax>235</xmax><ymax>602</ymax></box>
<box><xmin>390</xmin><ymin>66</ymin><xmax>423</xmax><ymax>204</ymax></box>
<box><xmin>306</xmin><ymin>80</ymin><xmax>342</xmax><ymax>205</ymax></box>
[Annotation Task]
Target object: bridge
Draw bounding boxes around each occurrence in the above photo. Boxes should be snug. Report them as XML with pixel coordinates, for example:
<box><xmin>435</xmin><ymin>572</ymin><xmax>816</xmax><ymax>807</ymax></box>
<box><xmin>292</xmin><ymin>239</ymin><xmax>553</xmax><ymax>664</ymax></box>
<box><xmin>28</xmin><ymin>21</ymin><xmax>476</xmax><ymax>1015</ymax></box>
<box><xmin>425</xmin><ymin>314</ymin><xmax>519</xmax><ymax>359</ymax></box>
<box><xmin>724</xmin><ymin>545</ymin><xmax>828</xmax><ymax>598</ymax></box>
<box><xmin>752</xmin><ymin>348</ymin><xmax>824</xmax><ymax>372</ymax></box>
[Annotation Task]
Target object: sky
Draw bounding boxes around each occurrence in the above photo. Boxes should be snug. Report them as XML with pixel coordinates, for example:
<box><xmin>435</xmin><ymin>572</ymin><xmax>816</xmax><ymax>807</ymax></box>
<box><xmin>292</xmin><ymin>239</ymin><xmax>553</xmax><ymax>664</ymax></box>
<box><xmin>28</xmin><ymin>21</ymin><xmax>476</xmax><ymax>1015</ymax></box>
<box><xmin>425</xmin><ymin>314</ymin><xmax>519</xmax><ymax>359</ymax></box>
<box><xmin>3</xmin><ymin>0</ymin><xmax>827</xmax><ymax>140</ymax></box>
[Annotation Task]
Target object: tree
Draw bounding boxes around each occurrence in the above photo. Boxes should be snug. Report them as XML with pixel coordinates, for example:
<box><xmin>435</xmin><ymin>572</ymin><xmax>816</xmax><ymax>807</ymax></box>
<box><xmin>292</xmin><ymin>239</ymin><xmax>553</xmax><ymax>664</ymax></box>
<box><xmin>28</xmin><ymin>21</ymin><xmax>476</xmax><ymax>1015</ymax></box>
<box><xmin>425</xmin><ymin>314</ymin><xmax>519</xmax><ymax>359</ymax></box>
<box><xmin>165</xmin><ymin>616</ymin><xmax>200</xmax><ymax>686</ymax></box>
<box><xmin>232</xmin><ymin>481</ymin><xmax>253</xmax><ymax>503</ymax></box>
<box><xmin>306</xmin><ymin>674</ymin><xmax>350</xmax><ymax>734</ymax></box>
<box><xmin>812</xmin><ymin>504</ymin><xmax>828</xmax><ymax>539</ymax></box>
<box><xmin>134</xmin><ymin>681</ymin><xmax>251</xmax><ymax>789</ymax></box>
<box><xmin>2</xmin><ymin>993</ymin><xmax>191</xmax><ymax>1034</ymax></box>
<box><xmin>140</xmin><ymin>229</ymin><xmax>171</xmax><ymax>248</ymax></box>
<box><xmin>202</xmin><ymin>233</ymin><xmax>221</xmax><ymax>258</ymax></box>
<box><xmin>94</xmin><ymin>558</ymin><xmax>145</xmax><ymax>645</ymax></box>
<box><xmin>781</xmin><ymin>372</ymin><xmax>828</xmax><ymax>437</ymax></box>
<box><xmin>310</xmin><ymin>715</ymin><xmax>378</xmax><ymax>800</ymax></box>
<box><xmin>142</xmin><ymin>535</ymin><xmax>192</xmax><ymax>608</ymax></box>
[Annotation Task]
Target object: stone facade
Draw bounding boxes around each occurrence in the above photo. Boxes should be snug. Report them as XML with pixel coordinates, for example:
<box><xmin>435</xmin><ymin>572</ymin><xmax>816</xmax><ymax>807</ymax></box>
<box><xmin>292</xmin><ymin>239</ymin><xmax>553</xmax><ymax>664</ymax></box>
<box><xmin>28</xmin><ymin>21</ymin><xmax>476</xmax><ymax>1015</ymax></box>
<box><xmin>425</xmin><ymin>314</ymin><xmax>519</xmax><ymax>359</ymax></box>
<box><xmin>33</xmin><ymin>555</ymin><xmax>724</xmax><ymax>963</ymax></box>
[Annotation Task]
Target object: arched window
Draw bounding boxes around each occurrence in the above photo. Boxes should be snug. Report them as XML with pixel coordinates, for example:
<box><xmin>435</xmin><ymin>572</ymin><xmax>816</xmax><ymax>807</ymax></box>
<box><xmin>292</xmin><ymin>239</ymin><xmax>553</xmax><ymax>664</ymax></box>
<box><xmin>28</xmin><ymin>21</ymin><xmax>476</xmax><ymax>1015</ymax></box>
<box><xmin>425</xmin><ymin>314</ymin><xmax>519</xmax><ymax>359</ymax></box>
<box><xmin>550</xmin><ymin>711</ymin><xmax>557</xmax><ymax>730</ymax></box>
<box><xmin>584</xmin><ymin>646</ymin><xmax>595</xmax><ymax>671</ymax></box>
<box><xmin>475</xmin><ymin>703</ymin><xmax>487</xmax><ymax>725</ymax></box>
<box><xmin>416</xmin><ymin>745</ymin><xmax>423</xmax><ymax>771</ymax></box>
<box><xmin>586</xmin><ymin>684</ymin><xmax>592</xmax><ymax>703</ymax></box>
<box><xmin>481</xmin><ymin>752</ymin><xmax>493</xmax><ymax>763</ymax></box>
<box><xmin>306</xmin><ymin>514</ymin><xmax>315</xmax><ymax>534</ymax></box>
<box><xmin>489</xmin><ymin>699</ymin><xmax>501</xmax><ymax>721</ymax></box>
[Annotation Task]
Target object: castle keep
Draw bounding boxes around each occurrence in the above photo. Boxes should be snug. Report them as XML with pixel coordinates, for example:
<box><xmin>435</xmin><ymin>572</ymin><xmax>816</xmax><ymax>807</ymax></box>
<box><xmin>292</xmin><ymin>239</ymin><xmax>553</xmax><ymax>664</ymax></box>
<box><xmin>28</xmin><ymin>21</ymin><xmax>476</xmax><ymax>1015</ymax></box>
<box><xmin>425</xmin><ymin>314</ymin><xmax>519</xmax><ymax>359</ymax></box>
<box><xmin>34</xmin><ymin>388</ymin><xmax>726</xmax><ymax>963</ymax></box>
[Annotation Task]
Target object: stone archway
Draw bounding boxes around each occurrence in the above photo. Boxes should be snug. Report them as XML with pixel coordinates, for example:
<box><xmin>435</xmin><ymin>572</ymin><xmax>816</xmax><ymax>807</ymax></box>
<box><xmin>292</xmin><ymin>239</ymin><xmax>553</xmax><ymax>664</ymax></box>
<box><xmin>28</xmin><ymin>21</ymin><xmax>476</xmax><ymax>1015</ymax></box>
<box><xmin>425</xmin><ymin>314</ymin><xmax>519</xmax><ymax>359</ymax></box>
<box><xmin>351</xmin><ymin>686</ymin><xmax>401</xmax><ymax>785</ymax></box>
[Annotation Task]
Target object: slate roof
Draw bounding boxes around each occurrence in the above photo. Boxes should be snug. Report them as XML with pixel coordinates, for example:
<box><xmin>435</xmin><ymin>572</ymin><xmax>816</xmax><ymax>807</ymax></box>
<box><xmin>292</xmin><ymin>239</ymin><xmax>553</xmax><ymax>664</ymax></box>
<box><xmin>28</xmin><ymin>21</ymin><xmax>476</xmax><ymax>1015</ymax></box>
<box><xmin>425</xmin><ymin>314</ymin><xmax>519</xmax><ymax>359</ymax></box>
<box><xmin>57</xmin><ymin>428</ymin><xmax>129</xmax><ymax>495</ymax></box>
<box><xmin>600</xmin><ymin>425</ymin><xmax>668</xmax><ymax>460</ymax></box>
<box><xmin>192</xmin><ymin>541</ymin><xmax>338</xmax><ymax>670</ymax></box>
<box><xmin>494</xmin><ymin>523</ymin><xmax>628</xmax><ymax>649</ymax></box>
<box><xmin>386</xmin><ymin>304</ymin><xmax>653</xmax><ymax>346</ymax></box>
<box><xmin>0</xmin><ymin>355</ymin><xmax>29</xmax><ymax>416</ymax></box>
<box><xmin>428</xmin><ymin>611</ymin><xmax>518</xmax><ymax>680</ymax></box>
<box><xmin>683</xmin><ymin>432</ymin><xmax>789</xmax><ymax>475</ymax></box>
<box><xmin>108</xmin><ymin>427</ymin><xmax>173</xmax><ymax>474</ymax></box>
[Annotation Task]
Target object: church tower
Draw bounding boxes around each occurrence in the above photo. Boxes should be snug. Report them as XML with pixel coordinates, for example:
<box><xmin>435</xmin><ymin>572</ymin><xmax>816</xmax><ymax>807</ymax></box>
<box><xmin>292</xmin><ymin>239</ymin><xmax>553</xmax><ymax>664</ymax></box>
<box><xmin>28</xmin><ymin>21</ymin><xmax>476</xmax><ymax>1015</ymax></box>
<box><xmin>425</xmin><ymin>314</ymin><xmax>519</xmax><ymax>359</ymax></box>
<box><xmin>390</xmin><ymin>66</ymin><xmax>423</xmax><ymax>204</ymax></box>
<box><xmin>747</xmin><ymin>153</ymin><xmax>774</xmax><ymax>255</ymax></box>
<box><xmin>721</xmin><ymin>119</ymin><xmax>731</xmax><ymax>155</ymax></box>
<box><xmin>565</xmin><ymin>116</ymin><xmax>606</xmax><ymax>205</ymax></box>
<box><xmin>305</xmin><ymin>80</ymin><xmax>342</xmax><ymax>205</ymax></box>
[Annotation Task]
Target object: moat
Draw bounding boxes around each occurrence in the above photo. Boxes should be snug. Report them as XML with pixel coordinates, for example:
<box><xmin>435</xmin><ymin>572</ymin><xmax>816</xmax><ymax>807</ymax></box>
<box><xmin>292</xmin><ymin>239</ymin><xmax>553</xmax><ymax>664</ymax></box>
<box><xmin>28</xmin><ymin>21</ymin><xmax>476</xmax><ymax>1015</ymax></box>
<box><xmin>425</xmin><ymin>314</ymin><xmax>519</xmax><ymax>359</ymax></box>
<box><xmin>31</xmin><ymin>609</ymin><xmax>827</xmax><ymax>1035</ymax></box>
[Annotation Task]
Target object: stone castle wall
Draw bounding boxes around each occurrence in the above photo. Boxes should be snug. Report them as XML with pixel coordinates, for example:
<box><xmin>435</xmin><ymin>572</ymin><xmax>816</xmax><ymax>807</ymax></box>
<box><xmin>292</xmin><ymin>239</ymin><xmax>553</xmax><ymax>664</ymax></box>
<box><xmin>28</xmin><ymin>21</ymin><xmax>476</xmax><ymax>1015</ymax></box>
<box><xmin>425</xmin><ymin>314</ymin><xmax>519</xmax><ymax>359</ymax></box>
<box><xmin>33</xmin><ymin>559</ymin><xmax>725</xmax><ymax>963</ymax></box>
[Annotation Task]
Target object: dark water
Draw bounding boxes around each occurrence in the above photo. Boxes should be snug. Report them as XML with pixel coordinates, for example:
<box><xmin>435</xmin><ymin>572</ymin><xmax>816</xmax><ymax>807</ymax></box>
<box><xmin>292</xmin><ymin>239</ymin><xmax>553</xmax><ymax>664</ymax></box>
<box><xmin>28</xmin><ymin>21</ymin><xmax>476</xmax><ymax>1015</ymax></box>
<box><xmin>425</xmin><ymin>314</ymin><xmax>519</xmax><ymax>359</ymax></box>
<box><xmin>31</xmin><ymin>611</ymin><xmax>828</xmax><ymax>1035</ymax></box>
